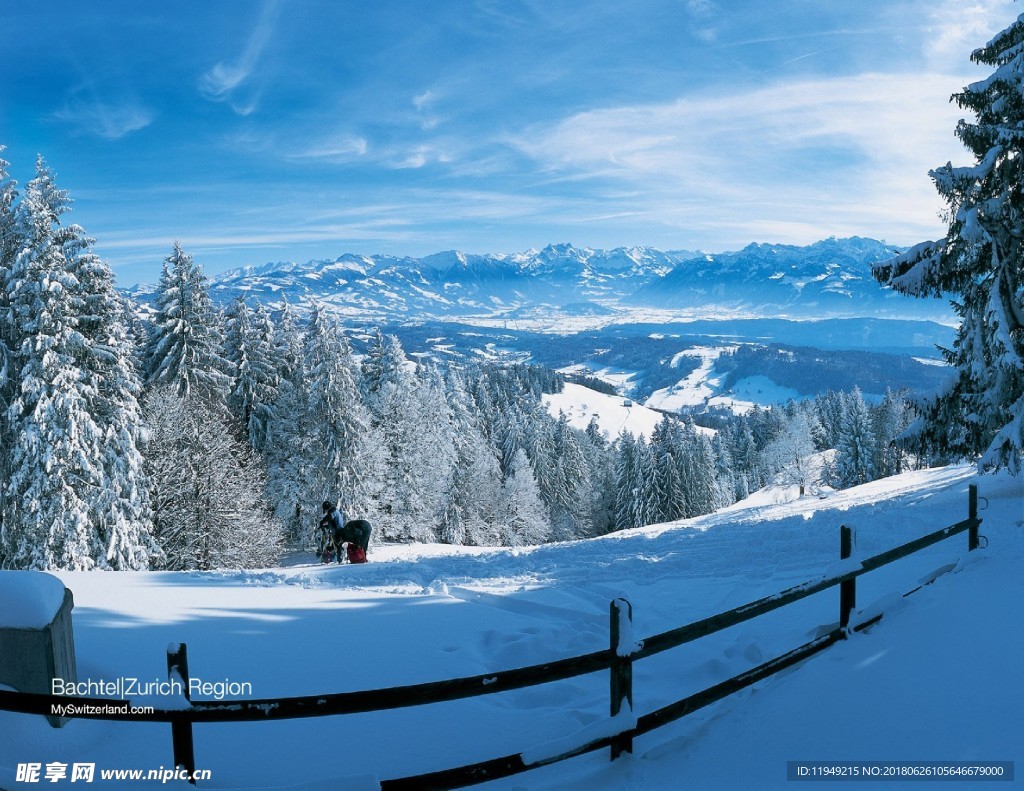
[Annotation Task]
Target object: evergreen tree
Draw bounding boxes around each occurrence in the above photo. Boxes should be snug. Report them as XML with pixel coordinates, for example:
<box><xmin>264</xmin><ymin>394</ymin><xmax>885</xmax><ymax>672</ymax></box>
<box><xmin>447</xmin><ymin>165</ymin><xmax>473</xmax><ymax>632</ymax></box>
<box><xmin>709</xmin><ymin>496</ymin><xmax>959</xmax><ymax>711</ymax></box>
<box><xmin>0</xmin><ymin>149</ymin><xmax>19</xmax><ymax>533</ymax></box>
<box><xmin>64</xmin><ymin>200</ymin><xmax>156</xmax><ymax>569</ymax></box>
<box><xmin>146</xmin><ymin>242</ymin><xmax>232</xmax><ymax>405</ymax></box>
<box><xmin>224</xmin><ymin>298</ymin><xmax>278</xmax><ymax>451</ymax></box>
<box><xmin>442</xmin><ymin>368</ymin><xmax>504</xmax><ymax>545</ymax></box>
<box><xmin>613</xmin><ymin>433</ymin><xmax>659</xmax><ymax>530</ymax></box>
<box><xmin>547</xmin><ymin>412</ymin><xmax>595</xmax><ymax>539</ymax></box>
<box><xmin>502</xmin><ymin>448</ymin><xmax>551</xmax><ymax>546</ymax></box>
<box><xmin>2</xmin><ymin>159</ymin><xmax>155</xmax><ymax>569</ymax></box>
<box><xmin>873</xmin><ymin>14</ymin><xmax>1024</xmax><ymax>472</ymax></box>
<box><xmin>359</xmin><ymin>329</ymin><xmax>426</xmax><ymax>540</ymax></box>
<box><xmin>405</xmin><ymin>364</ymin><xmax>457</xmax><ymax>541</ymax></box>
<box><xmin>835</xmin><ymin>388</ymin><xmax>877</xmax><ymax>488</ymax></box>
<box><xmin>871</xmin><ymin>389</ymin><xmax>915</xmax><ymax>477</ymax></box>
<box><xmin>361</xmin><ymin>329</ymin><xmax>409</xmax><ymax>410</ymax></box>
<box><xmin>815</xmin><ymin>390</ymin><xmax>847</xmax><ymax>450</ymax></box>
<box><xmin>711</xmin><ymin>431</ymin><xmax>739</xmax><ymax>506</ymax></box>
<box><xmin>581</xmin><ymin>416</ymin><xmax>616</xmax><ymax>535</ymax></box>
<box><xmin>301</xmin><ymin>305</ymin><xmax>371</xmax><ymax>525</ymax></box>
<box><xmin>0</xmin><ymin>148</ymin><xmax>16</xmax><ymax>267</ymax></box>
<box><xmin>264</xmin><ymin>298</ymin><xmax>308</xmax><ymax>538</ymax></box>
<box><xmin>729</xmin><ymin>421</ymin><xmax>760</xmax><ymax>492</ymax></box>
<box><xmin>679</xmin><ymin>424</ymin><xmax>718</xmax><ymax>517</ymax></box>
<box><xmin>651</xmin><ymin>421</ymin><xmax>688</xmax><ymax>522</ymax></box>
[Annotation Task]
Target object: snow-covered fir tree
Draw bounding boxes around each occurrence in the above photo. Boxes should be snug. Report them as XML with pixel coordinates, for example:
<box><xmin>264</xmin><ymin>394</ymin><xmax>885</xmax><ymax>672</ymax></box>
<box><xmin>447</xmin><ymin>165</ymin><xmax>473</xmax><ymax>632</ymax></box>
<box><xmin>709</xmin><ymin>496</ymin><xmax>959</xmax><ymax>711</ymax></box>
<box><xmin>873</xmin><ymin>14</ymin><xmax>1024</xmax><ymax>473</ymax></box>
<box><xmin>546</xmin><ymin>412</ymin><xmax>596</xmax><ymax>539</ymax></box>
<box><xmin>0</xmin><ymin>149</ymin><xmax>19</xmax><ymax>532</ymax></box>
<box><xmin>1</xmin><ymin>159</ymin><xmax>155</xmax><ymax>569</ymax></box>
<box><xmin>834</xmin><ymin>388</ymin><xmax>877</xmax><ymax>488</ymax></box>
<box><xmin>871</xmin><ymin>389</ymin><xmax>915</xmax><ymax>478</ymax></box>
<box><xmin>614</xmin><ymin>432</ymin><xmax>659</xmax><ymax>531</ymax></box>
<box><xmin>361</xmin><ymin>328</ymin><xmax>410</xmax><ymax>412</ymax></box>
<box><xmin>651</xmin><ymin>420</ymin><xmax>690</xmax><ymax>522</ymax></box>
<box><xmin>360</xmin><ymin>331</ymin><xmax>453</xmax><ymax>541</ymax></box>
<box><xmin>502</xmin><ymin>448</ymin><xmax>551</xmax><ymax>546</ymax></box>
<box><xmin>62</xmin><ymin>202</ymin><xmax>156</xmax><ymax>569</ymax></box>
<box><xmin>408</xmin><ymin>364</ymin><xmax>458</xmax><ymax>540</ymax></box>
<box><xmin>224</xmin><ymin>298</ymin><xmax>279</xmax><ymax>451</ymax></box>
<box><xmin>441</xmin><ymin>368</ymin><xmax>504</xmax><ymax>545</ymax></box>
<box><xmin>146</xmin><ymin>242</ymin><xmax>232</xmax><ymax>405</ymax></box>
<box><xmin>678</xmin><ymin>424</ymin><xmax>720</xmax><ymax>517</ymax></box>
<box><xmin>301</xmin><ymin>304</ymin><xmax>371</xmax><ymax>529</ymax></box>
<box><xmin>263</xmin><ymin>297</ymin><xmax>308</xmax><ymax>538</ymax></box>
<box><xmin>711</xmin><ymin>430</ymin><xmax>740</xmax><ymax>505</ymax></box>
<box><xmin>580</xmin><ymin>416</ymin><xmax>617</xmax><ymax>535</ymax></box>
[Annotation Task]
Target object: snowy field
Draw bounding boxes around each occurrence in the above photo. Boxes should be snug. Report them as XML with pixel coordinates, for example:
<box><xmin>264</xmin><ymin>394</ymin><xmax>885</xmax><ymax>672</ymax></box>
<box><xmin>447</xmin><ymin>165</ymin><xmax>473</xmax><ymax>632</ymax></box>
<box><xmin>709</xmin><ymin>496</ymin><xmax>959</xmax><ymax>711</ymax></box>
<box><xmin>542</xmin><ymin>382</ymin><xmax>666</xmax><ymax>439</ymax></box>
<box><xmin>1</xmin><ymin>465</ymin><xmax>1021</xmax><ymax>790</ymax></box>
<box><xmin>542</xmin><ymin>382</ymin><xmax>716</xmax><ymax>441</ymax></box>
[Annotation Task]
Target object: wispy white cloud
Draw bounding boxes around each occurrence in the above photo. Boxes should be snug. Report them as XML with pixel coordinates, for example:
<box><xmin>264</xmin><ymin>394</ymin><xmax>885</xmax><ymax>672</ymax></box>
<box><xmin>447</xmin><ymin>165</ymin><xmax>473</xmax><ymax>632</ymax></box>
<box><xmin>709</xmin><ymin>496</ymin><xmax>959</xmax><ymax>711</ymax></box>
<box><xmin>412</xmin><ymin>90</ymin><xmax>437</xmax><ymax>112</ymax></box>
<box><xmin>510</xmin><ymin>71</ymin><xmax>977</xmax><ymax>245</ymax></box>
<box><xmin>198</xmin><ymin>0</ymin><xmax>280</xmax><ymax>113</ymax></box>
<box><xmin>923</xmin><ymin>0</ymin><xmax>1016</xmax><ymax>71</ymax></box>
<box><xmin>288</xmin><ymin>134</ymin><xmax>369</xmax><ymax>163</ymax></box>
<box><xmin>390</xmin><ymin>143</ymin><xmax>455</xmax><ymax>170</ymax></box>
<box><xmin>52</xmin><ymin>94</ymin><xmax>154</xmax><ymax>139</ymax></box>
<box><xmin>412</xmin><ymin>89</ymin><xmax>444</xmax><ymax>130</ymax></box>
<box><xmin>686</xmin><ymin>0</ymin><xmax>721</xmax><ymax>43</ymax></box>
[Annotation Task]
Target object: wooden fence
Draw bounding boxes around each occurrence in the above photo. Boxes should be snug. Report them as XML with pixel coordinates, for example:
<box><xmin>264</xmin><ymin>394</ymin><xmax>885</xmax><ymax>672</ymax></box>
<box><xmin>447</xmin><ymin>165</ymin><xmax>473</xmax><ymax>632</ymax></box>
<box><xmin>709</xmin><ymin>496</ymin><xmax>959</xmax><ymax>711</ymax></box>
<box><xmin>0</xmin><ymin>485</ymin><xmax>985</xmax><ymax>789</ymax></box>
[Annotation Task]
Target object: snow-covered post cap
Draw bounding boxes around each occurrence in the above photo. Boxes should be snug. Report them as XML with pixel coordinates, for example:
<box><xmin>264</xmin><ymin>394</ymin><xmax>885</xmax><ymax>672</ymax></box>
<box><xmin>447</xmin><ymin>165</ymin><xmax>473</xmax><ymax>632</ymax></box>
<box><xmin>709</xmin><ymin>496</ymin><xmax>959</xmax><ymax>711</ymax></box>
<box><xmin>0</xmin><ymin>570</ymin><xmax>77</xmax><ymax>728</ymax></box>
<box><xmin>0</xmin><ymin>570</ymin><xmax>71</xmax><ymax>630</ymax></box>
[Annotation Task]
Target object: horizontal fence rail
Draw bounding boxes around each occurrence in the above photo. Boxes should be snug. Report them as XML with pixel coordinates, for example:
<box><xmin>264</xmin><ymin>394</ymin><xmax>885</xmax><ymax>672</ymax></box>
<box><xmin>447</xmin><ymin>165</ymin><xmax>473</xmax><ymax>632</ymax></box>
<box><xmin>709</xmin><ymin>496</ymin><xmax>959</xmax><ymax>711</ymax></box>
<box><xmin>0</xmin><ymin>649</ymin><xmax>615</xmax><ymax>724</ymax></box>
<box><xmin>638</xmin><ymin>514</ymin><xmax>980</xmax><ymax>660</ymax></box>
<box><xmin>0</xmin><ymin>485</ymin><xmax>984</xmax><ymax>789</ymax></box>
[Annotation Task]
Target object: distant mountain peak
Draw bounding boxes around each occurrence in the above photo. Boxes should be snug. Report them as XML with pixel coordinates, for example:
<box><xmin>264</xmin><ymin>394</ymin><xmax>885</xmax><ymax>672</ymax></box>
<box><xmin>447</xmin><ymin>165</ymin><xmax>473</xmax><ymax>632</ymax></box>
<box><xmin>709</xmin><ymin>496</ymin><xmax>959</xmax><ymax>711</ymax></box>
<box><xmin>124</xmin><ymin>237</ymin><xmax>952</xmax><ymax>325</ymax></box>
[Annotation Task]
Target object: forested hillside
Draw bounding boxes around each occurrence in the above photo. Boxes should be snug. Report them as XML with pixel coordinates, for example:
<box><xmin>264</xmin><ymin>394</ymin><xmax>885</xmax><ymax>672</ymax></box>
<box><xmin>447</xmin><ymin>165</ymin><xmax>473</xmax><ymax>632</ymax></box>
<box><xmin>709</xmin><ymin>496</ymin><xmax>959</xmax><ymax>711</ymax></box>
<box><xmin>0</xmin><ymin>153</ymin><xmax>961</xmax><ymax>572</ymax></box>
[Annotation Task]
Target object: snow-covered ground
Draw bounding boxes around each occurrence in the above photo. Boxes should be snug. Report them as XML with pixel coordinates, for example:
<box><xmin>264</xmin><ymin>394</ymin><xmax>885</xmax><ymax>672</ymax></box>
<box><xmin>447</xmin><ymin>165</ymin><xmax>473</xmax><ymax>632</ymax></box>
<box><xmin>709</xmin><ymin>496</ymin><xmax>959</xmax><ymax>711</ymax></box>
<box><xmin>543</xmin><ymin>382</ymin><xmax>667</xmax><ymax>439</ymax></box>
<box><xmin>1</xmin><ymin>465</ymin><xmax>1021</xmax><ymax>789</ymax></box>
<box><xmin>645</xmin><ymin>346</ymin><xmax>735</xmax><ymax>412</ymax></box>
<box><xmin>644</xmin><ymin>345</ymin><xmax>811</xmax><ymax>415</ymax></box>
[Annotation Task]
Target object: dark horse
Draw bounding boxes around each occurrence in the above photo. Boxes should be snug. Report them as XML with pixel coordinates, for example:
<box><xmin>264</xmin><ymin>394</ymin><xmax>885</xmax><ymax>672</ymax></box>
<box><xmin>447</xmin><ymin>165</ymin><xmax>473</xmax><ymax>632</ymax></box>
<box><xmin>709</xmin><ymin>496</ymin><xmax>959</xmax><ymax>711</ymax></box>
<box><xmin>318</xmin><ymin>519</ymin><xmax>372</xmax><ymax>563</ymax></box>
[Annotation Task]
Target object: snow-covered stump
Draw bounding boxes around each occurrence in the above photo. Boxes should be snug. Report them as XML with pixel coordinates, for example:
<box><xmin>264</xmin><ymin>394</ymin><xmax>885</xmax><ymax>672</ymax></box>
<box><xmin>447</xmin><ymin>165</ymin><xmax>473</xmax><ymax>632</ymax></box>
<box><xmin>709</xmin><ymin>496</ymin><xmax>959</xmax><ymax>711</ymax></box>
<box><xmin>839</xmin><ymin>525</ymin><xmax>856</xmax><ymax>631</ymax></box>
<box><xmin>166</xmin><ymin>643</ymin><xmax>197</xmax><ymax>785</ymax></box>
<box><xmin>0</xmin><ymin>571</ymin><xmax>77</xmax><ymax>728</ymax></box>
<box><xmin>609</xmin><ymin>597</ymin><xmax>636</xmax><ymax>760</ymax></box>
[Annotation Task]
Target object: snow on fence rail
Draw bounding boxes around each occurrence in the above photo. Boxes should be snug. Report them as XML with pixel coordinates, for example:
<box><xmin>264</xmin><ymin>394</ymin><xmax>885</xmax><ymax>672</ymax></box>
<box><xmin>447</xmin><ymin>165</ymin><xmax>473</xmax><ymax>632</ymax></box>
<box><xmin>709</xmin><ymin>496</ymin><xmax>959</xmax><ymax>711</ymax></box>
<box><xmin>0</xmin><ymin>486</ymin><xmax>985</xmax><ymax>789</ymax></box>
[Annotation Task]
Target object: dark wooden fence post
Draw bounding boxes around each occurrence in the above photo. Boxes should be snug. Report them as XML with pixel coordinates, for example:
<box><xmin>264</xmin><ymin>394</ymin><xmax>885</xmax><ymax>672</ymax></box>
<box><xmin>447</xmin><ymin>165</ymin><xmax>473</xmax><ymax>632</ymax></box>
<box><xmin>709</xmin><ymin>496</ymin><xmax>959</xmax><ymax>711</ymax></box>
<box><xmin>968</xmin><ymin>484</ymin><xmax>979</xmax><ymax>551</ymax></box>
<box><xmin>840</xmin><ymin>525</ymin><xmax>856</xmax><ymax>631</ymax></box>
<box><xmin>610</xmin><ymin>598</ymin><xmax>634</xmax><ymax>760</ymax></box>
<box><xmin>167</xmin><ymin>643</ymin><xmax>196</xmax><ymax>785</ymax></box>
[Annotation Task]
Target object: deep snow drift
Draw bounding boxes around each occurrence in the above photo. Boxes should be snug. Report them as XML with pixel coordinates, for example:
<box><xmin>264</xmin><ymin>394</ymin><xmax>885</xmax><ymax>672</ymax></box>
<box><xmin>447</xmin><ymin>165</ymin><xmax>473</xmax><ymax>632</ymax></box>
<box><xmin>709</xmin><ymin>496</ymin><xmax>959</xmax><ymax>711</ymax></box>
<box><xmin>0</xmin><ymin>465</ymin><xmax>1021</xmax><ymax>789</ymax></box>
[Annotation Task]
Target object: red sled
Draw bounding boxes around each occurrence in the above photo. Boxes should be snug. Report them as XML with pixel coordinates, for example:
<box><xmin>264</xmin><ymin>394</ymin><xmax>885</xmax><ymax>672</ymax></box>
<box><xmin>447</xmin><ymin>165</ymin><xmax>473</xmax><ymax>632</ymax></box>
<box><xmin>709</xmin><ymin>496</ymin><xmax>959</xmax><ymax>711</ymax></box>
<box><xmin>346</xmin><ymin>544</ymin><xmax>367</xmax><ymax>564</ymax></box>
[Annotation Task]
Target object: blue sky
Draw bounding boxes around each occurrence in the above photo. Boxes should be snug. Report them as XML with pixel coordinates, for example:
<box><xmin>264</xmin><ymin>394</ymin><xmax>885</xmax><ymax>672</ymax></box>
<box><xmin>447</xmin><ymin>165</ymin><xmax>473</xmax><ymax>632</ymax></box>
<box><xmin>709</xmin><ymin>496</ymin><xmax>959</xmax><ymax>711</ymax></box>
<box><xmin>0</xmin><ymin>0</ymin><xmax>1016</xmax><ymax>285</ymax></box>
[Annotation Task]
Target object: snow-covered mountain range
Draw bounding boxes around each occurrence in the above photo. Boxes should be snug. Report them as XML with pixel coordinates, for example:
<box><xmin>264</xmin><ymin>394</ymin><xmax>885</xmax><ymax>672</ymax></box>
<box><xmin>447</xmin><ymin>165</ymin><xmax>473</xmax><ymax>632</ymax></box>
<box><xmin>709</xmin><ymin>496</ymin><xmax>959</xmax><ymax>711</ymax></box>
<box><xmin>174</xmin><ymin>237</ymin><xmax>952</xmax><ymax>324</ymax></box>
<box><xmin>125</xmin><ymin>236</ymin><xmax>958</xmax><ymax>409</ymax></box>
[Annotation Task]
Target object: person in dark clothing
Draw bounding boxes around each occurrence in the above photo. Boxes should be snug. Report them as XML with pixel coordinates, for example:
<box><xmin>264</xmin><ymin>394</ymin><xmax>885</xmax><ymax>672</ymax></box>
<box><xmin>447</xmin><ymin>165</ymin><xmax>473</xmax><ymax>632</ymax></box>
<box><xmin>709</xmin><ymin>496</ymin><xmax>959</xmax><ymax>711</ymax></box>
<box><xmin>319</xmin><ymin>501</ymin><xmax>346</xmax><ymax>564</ymax></box>
<box><xmin>345</xmin><ymin>519</ymin><xmax>372</xmax><ymax>553</ymax></box>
